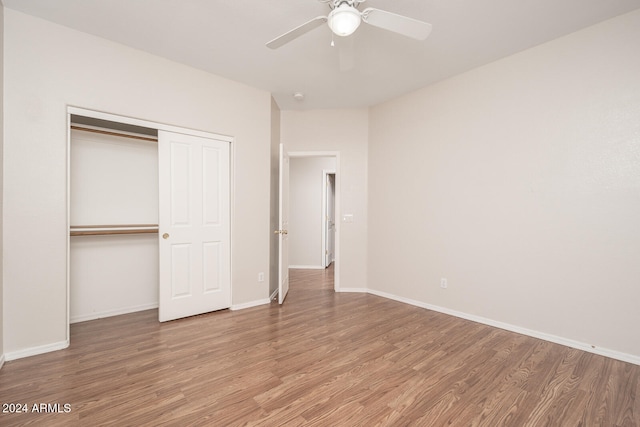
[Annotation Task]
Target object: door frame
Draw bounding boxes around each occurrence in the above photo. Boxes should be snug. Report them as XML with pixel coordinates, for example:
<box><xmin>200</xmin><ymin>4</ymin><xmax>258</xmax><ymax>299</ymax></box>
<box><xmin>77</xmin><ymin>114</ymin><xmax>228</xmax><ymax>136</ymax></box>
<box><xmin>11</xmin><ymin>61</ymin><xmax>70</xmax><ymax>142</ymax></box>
<box><xmin>277</xmin><ymin>143</ymin><xmax>290</xmax><ymax>304</ymax></box>
<box><xmin>66</xmin><ymin>106</ymin><xmax>234</xmax><ymax>342</ymax></box>
<box><xmin>288</xmin><ymin>151</ymin><xmax>341</xmax><ymax>291</ymax></box>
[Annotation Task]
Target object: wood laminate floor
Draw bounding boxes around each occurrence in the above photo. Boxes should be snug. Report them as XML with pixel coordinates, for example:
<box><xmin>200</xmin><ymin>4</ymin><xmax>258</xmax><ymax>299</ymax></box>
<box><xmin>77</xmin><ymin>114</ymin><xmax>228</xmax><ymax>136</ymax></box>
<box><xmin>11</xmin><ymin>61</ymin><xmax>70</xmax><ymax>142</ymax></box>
<box><xmin>1</xmin><ymin>266</ymin><xmax>638</xmax><ymax>426</ymax></box>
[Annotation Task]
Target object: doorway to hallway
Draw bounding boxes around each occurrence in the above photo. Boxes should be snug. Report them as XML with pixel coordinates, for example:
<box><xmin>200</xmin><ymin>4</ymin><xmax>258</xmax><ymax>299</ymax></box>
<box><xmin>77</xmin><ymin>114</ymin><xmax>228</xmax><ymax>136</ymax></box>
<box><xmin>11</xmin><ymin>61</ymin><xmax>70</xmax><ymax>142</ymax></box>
<box><xmin>285</xmin><ymin>151</ymin><xmax>341</xmax><ymax>292</ymax></box>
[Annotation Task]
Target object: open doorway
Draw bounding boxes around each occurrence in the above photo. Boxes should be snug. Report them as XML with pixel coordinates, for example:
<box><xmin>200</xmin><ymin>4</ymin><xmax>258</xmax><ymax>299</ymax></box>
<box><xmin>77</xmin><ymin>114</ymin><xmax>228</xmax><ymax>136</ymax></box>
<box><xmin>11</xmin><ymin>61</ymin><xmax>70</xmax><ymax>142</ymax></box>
<box><xmin>322</xmin><ymin>171</ymin><xmax>336</xmax><ymax>268</ymax></box>
<box><xmin>287</xmin><ymin>152</ymin><xmax>340</xmax><ymax>291</ymax></box>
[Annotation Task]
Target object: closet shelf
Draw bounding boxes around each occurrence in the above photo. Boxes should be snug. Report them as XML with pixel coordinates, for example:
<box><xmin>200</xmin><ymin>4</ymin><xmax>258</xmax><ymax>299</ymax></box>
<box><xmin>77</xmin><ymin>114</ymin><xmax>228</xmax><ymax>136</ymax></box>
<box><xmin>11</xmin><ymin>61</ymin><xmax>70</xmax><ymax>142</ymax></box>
<box><xmin>70</xmin><ymin>224</ymin><xmax>159</xmax><ymax>236</ymax></box>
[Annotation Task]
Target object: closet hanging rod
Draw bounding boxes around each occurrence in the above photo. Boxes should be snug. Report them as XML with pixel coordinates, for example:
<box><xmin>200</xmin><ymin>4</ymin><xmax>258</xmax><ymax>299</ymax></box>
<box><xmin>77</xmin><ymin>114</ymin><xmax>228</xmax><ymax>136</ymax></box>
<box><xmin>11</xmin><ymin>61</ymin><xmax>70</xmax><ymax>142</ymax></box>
<box><xmin>70</xmin><ymin>224</ymin><xmax>159</xmax><ymax>229</ymax></box>
<box><xmin>70</xmin><ymin>224</ymin><xmax>159</xmax><ymax>237</ymax></box>
<box><xmin>70</xmin><ymin>229</ymin><xmax>158</xmax><ymax>236</ymax></box>
<box><xmin>70</xmin><ymin>125</ymin><xmax>158</xmax><ymax>142</ymax></box>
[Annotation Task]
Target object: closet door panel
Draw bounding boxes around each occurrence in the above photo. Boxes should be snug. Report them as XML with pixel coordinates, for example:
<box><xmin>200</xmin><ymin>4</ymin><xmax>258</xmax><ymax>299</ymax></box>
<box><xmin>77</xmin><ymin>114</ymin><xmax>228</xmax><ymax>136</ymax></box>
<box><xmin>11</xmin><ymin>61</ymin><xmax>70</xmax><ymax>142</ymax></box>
<box><xmin>203</xmin><ymin>146</ymin><xmax>222</xmax><ymax>226</ymax></box>
<box><xmin>203</xmin><ymin>242</ymin><xmax>222</xmax><ymax>293</ymax></box>
<box><xmin>170</xmin><ymin>142</ymin><xmax>193</xmax><ymax>227</ymax></box>
<box><xmin>171</xmin><ymin>244</ymin><xmax>193</xmax><ymax>298</ymax></box>
<box><xmin>159</xmin><ymin>130</ymin><xmax>230</xmax><ymax>322</ymax></box>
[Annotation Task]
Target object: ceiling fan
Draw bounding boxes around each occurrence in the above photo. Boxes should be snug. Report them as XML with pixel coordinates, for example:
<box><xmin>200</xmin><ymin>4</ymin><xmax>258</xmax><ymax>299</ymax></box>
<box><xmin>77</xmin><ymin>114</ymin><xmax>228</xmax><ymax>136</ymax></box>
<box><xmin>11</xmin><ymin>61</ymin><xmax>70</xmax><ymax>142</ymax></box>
<box><xmin>266</xmin><ymin>0</ymin><xmax>432</xmax><ymax>50</ymax></box>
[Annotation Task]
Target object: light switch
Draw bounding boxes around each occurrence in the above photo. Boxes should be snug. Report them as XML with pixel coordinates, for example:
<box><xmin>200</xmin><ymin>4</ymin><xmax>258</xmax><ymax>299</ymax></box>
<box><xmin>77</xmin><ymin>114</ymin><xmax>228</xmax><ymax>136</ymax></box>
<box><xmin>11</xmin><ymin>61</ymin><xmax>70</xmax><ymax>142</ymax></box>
<box><xmin>342</xmin><ymin>214</ymin><xmax>354</xmax><ymax>223</ymax></box>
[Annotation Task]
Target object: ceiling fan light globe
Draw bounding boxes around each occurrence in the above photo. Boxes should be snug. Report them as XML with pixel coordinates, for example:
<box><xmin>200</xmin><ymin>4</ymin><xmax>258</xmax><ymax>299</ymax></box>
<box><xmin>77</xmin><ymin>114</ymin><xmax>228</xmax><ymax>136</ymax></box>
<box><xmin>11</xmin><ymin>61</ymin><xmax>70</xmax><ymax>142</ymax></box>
<box><xmin>328</xmin><ymin>4</ymin><xmax>361</xmax><ymax>37</ymax></box>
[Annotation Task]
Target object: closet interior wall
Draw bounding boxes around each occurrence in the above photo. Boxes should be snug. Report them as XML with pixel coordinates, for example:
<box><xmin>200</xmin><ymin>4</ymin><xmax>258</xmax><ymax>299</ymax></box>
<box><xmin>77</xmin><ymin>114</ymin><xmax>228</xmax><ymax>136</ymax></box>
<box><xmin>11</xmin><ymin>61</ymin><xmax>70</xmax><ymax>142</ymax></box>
<box><xmin>69</xmin><ymin>115</ymin><xmax>160</xmax><ymax>323</ymax></box>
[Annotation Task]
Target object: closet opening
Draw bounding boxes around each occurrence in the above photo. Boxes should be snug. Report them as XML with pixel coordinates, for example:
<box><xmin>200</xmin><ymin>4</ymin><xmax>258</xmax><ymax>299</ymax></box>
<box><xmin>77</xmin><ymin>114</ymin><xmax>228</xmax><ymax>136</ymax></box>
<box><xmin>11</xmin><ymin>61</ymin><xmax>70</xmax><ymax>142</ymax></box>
<box><xmin>69</xmin><ymin>114</ymin><xmax>160</xmax><ymax>324</ymax></box>
<box><xmin>67</xmin><ymin>107</ymin><xmax>233</xmax><ymax>342</ymax></box>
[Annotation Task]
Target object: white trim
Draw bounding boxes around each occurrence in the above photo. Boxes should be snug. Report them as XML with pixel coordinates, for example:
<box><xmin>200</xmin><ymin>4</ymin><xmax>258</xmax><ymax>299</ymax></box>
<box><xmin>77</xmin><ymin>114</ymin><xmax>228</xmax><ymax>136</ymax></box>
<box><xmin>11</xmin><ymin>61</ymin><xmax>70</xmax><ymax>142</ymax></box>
<box><xmin>367</xmin><ymin>289</ymin><xmax>640</xmax><ymax>366</ymax></box>
<box><xmin>66</xmin><ymin>112</ymin><xmax>72</xmax><ymax>345</ymax></box>
<box><xmin>231</xmin><ymin>298</ymin><xmax>271</xmax><ymax>311</ymax></box>
<box><xmin>337</xmin><ymin>288</ymin><xmax>368</xmax><ymax>293</ymax></box>
<box><xmin>0</xmin><ymin>354</ymin><xmax>5</xmax><ymax>370</ymax></box>
<box><xmin>228</xmin><ymin>137</ymin><xmax>235</xmax><ymax>314</ymax></box>
<box><xmin>67</xmin><ymin>106</ymin><xmax>233</xmax><ymax>142</ymax></box>
<box><xmin>5</xmin><ymin>341</ymin><xmax>70</xmax><ymax>362</ymax></box>
<box><xmin>270</xmin><ymin>288</ymin><xmax>279</xmax><ymax>301</ymax></box>
<box><xmin>70</xmin><ymin>303</ymin><xmax>159</xmax><ymax>324</ymax></box>
<box><xmin>289</xmin><ymin>265</ymin><xmax>326</xmax><ymax>270</ymax></box>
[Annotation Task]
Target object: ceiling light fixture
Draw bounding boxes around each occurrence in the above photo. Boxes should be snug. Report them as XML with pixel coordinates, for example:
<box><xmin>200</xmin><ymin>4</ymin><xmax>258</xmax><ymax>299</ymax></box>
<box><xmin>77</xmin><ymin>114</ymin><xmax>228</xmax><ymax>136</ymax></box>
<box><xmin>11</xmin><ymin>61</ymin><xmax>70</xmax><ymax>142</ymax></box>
<box><xmin>327</xmin><ymin>3</ymin><xmax>361</xmax><ymax>37</ymax></box>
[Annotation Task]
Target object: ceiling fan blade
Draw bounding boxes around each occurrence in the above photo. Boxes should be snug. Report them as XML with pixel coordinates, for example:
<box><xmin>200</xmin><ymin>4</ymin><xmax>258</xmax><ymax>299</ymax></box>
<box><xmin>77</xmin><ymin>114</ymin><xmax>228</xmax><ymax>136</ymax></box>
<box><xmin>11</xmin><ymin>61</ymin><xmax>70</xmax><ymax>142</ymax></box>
<box><xmin>266</xmin><ymin>16</ymin><xmax>328</xmax><ymax>49</ymax></box>
<box><xmin>361</xmin><ymin>8</ymin><xmax>432</xmax><ymax>40</ymax></box>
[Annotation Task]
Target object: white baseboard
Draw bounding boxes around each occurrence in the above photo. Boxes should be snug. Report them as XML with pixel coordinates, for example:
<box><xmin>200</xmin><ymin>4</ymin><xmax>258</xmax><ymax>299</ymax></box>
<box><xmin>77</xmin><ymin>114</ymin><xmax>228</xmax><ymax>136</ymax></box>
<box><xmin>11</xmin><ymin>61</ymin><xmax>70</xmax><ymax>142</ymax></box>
<box><xmin>0</xmin><ymin>354</ymin><xmax>5</xmax><ymax>370</ymax></box>
<box><xmin>289</xmin><ymin>265</ymin><xmax>326</xmax><ymax>270</ymax></box>
<box><xmin>337</xmin><ymin>287</ymin><xmax>368</xmax><ymax>293</ymax></box>
<box><xmin>70</xmin><ymin>302</ymin><xmax>159</xmax><ymax>324</ymax></box>
<box><xmin>269</xmin><ymin>288</ymin><xmax>278</xmax><ymax>301</ymax></box>
<box><xmin>231</xmin><ymin>298</ymin><xmax>271</xmax><ymax>311</ymax></box>
<box><xmin>367</xmin><ymin>289</ymin><xmax>640</xmax><ymax>366</ymax></box>
<box><xmin>5</xmin><ymin>340</ymin><xmax>69</xmax><ymax>362</ymax></box>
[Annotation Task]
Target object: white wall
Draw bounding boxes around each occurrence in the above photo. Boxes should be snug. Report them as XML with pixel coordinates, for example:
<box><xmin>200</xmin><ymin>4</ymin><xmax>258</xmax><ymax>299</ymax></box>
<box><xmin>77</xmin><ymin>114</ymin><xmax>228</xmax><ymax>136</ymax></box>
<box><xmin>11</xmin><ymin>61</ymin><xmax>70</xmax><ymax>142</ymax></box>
<box><xmin>3</xmin><ymin>10</ymin><xmax>272</xmax><ymax>358</ymax></box>
<box><xmin>368</xmin><ymin>10</ymin><xmax>640</xmax><ymax>362</ymax></box>
<box><xmin>281</xmin><ymin>110</ymin><xmax>368</xmax><ymax>290</ymax></box>
<box><xmin>289</xmin><ymin>157</ymin><xmax>336</xmax><ymax>268</ymax></box>
<box><xmin>70</xmin><ymin>235</ymin><xmax>159</xmax><ymax>322</ymax></box>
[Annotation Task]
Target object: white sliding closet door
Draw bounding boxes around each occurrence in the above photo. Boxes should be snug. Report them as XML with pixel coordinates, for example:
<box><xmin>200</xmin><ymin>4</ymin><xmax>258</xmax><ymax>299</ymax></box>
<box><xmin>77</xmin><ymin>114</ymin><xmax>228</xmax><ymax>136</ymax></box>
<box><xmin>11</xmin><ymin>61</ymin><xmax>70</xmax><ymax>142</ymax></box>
<box><xmin>158</xmin><ymin>130</ymin><xmax>231</xmax><ymax>322</ymax></box>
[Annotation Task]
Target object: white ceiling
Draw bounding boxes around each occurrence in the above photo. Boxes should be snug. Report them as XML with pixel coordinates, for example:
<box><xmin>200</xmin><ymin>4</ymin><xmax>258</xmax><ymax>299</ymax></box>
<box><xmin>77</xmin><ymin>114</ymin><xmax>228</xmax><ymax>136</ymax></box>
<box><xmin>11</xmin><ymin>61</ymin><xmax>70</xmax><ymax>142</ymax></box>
<box><xmin>4</xmin><ymin>0</ymin><xmax>640</xmax><ymax>110</ymax></box>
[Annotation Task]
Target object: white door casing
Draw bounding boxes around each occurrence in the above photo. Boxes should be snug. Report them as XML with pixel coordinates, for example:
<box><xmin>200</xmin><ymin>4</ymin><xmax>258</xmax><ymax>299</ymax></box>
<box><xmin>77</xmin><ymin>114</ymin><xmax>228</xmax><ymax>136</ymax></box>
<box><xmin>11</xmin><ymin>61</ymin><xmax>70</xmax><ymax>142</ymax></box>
<box><xmin>278</xmin><ymin>143</ymin><xmax>290</xmax><ymax>304</ymax></box>
<box><xmin>158</xmin><ymin>130</ymin><xmax>230</xmax><ymax>321</ymax></box>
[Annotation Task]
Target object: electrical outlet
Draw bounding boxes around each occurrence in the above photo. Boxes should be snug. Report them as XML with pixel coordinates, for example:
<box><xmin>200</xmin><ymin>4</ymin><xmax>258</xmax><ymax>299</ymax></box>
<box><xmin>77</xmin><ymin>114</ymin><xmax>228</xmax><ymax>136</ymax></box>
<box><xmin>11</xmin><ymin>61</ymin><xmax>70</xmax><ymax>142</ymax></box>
<box><xmin>258</xmin><ymin>272</ymin><xmax>265</xmax><ymax>282</ymax></box>
<box><xmin>440</xmin><ymin>278</ymin><xmax>448</xmax><ymax>289</ymax></box>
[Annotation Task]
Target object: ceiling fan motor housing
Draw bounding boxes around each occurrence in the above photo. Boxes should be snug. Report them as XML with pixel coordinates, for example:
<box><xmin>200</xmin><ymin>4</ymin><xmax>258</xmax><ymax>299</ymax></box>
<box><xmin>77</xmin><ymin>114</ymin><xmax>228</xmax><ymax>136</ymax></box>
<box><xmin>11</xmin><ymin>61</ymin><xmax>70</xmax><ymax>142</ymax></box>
<box><xmin>328</xmin><ymin>1</ymin><xmax>362</xmax><ymax>36</ymax></box>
